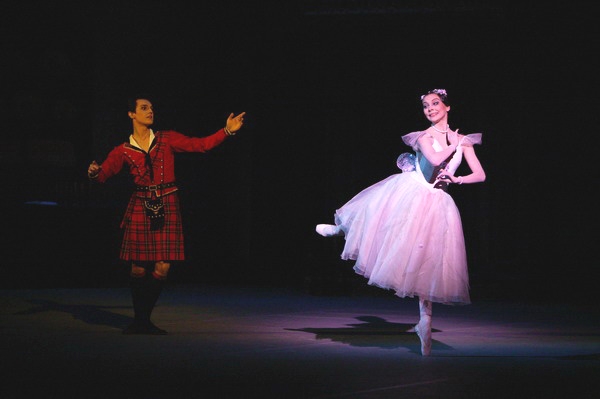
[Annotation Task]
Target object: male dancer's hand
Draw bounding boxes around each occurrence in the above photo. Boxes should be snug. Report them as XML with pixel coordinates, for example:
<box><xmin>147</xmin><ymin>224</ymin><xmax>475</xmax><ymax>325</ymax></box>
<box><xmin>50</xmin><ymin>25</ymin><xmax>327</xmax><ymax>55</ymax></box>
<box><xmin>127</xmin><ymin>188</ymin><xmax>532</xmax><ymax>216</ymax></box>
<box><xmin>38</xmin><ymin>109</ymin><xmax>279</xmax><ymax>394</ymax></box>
<box><xmin>88</xmin><ymin>161</ymin><xmax>101</xmax><ymax>178</ymax></box>
<box><xmin>226</xmin><ymin>112</ymin><xmax>246</xmax><ymax>134</ymax></box>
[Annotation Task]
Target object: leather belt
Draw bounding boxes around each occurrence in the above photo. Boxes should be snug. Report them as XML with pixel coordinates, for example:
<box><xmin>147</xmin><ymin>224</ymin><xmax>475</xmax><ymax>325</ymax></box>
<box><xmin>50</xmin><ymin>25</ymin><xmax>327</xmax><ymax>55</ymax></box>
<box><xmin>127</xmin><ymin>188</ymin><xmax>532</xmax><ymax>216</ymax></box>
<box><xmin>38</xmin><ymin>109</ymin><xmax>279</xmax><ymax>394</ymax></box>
<box><xmin>134</xmin><ymin>182</ymin><xmax>177</xmax><ymax>192</ymax></box>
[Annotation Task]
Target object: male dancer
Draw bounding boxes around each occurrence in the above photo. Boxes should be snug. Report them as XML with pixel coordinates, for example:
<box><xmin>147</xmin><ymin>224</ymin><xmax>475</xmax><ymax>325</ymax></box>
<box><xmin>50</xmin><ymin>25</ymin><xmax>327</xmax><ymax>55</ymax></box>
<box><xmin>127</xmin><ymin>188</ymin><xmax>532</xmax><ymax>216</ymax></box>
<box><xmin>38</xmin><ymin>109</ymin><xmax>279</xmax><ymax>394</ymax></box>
<box><xmin>88</xmin><ymin>96</ymin><xmax>245</xmax><ymax>334</ymax></box>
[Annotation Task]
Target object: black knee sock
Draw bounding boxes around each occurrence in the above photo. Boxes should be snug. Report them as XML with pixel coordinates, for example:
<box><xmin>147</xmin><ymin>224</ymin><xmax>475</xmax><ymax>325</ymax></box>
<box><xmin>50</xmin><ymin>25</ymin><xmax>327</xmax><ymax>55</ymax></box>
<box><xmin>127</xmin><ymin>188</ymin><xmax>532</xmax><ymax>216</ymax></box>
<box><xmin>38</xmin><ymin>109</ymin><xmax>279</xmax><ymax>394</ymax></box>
<box><xmin>141</xmin><ymin>274</ymin><xmax>165</xmax><ymax>326</ymax></box>
<box><xmin>130</xmin><ymin>273</ymin><xmax>147</xmax><ymax>324</ymax></box>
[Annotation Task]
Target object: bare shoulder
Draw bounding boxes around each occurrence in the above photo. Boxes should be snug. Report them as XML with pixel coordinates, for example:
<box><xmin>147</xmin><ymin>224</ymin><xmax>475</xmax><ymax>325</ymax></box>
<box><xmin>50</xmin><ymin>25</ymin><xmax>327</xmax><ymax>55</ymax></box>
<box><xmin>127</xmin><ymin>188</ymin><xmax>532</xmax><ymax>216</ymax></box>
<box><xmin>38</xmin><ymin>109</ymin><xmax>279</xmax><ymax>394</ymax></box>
<box><xmin>417</xmin><ymin>133</ymin><xmax>434</xmax><ymax>142</ymax></box>
<box><xmin>417</xmin><ymin>133</ymin><xmax>434</xmax><ymax>146</ymax></box>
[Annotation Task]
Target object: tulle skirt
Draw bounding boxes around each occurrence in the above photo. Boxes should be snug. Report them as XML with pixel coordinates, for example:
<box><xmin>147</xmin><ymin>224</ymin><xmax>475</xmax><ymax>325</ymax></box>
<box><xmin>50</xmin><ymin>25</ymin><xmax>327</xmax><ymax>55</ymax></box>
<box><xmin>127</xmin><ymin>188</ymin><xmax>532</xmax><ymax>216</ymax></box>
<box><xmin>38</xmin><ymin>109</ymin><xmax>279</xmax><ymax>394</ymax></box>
<box><xmin>334</xmin><ymin>172</ymin><xmax>470</xmax><ymax>304</ymax></box>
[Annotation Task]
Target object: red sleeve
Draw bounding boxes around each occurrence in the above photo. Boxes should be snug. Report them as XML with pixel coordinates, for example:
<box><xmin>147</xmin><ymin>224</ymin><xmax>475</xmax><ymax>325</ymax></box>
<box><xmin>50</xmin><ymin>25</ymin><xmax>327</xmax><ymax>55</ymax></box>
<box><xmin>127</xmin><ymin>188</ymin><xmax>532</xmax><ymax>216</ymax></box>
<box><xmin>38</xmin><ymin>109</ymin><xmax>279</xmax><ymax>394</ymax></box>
<box><xmin>96</xmin><ymin>146</ymin><xmax>126</xmax><ymax>183</ymax></box>
<box><xmin>168</xmin><ymin>129</ymin><xmax>228</xmax><ymax>153</ymax></box>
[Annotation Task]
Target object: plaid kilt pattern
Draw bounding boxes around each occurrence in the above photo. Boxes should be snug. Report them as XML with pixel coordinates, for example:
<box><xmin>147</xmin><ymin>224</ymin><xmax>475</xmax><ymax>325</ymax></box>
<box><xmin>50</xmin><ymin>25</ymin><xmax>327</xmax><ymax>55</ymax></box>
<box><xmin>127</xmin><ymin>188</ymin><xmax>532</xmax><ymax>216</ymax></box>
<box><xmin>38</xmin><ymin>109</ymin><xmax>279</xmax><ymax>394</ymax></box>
<box><xmin>120</xmin><ymin>192</ymin><xmax>184</xmax><ymax>261</ymax></box>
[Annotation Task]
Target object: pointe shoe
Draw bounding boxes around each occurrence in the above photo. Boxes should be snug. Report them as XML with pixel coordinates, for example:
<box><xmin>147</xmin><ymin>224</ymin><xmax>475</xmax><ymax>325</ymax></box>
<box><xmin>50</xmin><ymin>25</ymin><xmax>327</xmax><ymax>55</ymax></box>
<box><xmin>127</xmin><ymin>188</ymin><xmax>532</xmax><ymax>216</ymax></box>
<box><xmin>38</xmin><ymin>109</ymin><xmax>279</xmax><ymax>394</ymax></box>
<box><xmin>315</xmin><ymin>224</ymin><xmax>342</xmax><ymax>237</ymax></box>
<box><xmin>414</xmin><ymin>317</ymin><xmax>432</xmax><ymax>356</ymax></box>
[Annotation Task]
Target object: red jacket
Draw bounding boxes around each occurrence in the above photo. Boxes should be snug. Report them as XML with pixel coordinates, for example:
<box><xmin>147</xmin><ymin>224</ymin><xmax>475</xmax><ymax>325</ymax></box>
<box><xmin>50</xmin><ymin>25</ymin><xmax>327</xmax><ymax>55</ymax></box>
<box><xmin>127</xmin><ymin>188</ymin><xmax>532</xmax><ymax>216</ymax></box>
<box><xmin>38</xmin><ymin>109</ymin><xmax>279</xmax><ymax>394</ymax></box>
<box><xmin>94</xmin><ymin>129</ymin><xmax>228</xmax><ymax>198</ymax></box>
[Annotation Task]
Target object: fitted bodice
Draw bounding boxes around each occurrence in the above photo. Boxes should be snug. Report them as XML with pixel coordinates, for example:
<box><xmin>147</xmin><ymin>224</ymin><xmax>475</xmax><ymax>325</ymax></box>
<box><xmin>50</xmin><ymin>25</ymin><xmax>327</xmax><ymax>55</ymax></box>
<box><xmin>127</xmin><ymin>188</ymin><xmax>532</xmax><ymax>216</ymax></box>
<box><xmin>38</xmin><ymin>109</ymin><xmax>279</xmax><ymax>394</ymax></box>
<box><xmin>416</xmin><ymin>136</ymin><xmax>464</xmax><ymax>186</ymax></box>
<box><xmin>400</xmin><ymin>130</ymin><xmax>482</xmax><ymax>190</ymax></box>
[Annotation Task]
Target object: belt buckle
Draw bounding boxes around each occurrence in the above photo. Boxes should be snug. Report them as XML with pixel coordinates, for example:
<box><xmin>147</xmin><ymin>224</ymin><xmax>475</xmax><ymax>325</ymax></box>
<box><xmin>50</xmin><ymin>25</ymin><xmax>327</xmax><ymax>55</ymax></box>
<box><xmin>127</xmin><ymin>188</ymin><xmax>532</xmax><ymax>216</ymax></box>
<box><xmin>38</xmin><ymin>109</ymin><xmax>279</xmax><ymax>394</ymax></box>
<box><xmin>148</xmin><ymin>185</ymin><xmax>158</xmax><ymax>191</ymax></box>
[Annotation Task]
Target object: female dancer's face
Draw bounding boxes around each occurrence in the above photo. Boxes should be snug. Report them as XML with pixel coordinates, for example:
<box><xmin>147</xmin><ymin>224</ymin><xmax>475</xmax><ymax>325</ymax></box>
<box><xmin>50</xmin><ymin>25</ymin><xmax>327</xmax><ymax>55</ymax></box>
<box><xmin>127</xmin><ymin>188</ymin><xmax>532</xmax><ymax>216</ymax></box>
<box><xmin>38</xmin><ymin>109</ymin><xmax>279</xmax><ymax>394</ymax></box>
<box><xmin>422</xmin><ymin>94</ymin><xmax>450</xmax><ymax>125</ymax></box>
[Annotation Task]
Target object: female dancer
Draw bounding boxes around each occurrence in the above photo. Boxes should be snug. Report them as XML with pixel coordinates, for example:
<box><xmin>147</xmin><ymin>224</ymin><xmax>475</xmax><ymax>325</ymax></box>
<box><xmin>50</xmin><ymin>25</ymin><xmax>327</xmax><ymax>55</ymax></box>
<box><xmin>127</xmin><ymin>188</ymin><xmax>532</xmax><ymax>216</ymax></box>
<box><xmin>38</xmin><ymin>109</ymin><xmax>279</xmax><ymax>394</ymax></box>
<box><xmin>316</xmin><ymin>89</ymin><xmax>485</xmax><ymax>355</ymax></box>
<box><xmin>88</xmin><ymin>96</ymin><xmax>245</xmax><ymax>335</ymax></box>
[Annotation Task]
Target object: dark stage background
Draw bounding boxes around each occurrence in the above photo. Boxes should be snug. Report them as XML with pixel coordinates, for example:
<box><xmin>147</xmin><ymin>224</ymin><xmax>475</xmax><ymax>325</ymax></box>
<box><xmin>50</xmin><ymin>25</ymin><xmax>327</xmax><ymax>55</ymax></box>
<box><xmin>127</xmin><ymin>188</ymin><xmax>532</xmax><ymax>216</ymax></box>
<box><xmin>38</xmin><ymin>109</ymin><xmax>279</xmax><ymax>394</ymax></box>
<box><xmin>2</xmin><ymin>1</ymin><xmax>594</xmax><ymax>303</ymax></box>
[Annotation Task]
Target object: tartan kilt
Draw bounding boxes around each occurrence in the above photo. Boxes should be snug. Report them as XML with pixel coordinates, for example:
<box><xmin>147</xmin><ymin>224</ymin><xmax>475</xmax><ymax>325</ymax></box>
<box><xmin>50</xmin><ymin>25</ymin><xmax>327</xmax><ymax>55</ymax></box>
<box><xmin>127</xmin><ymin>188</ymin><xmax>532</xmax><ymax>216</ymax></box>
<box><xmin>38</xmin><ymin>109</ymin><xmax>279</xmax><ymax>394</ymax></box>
<box><xmin>120</xmin><ymin>191</ymin><xmax>184</xmax><ymax>262</ymax></box>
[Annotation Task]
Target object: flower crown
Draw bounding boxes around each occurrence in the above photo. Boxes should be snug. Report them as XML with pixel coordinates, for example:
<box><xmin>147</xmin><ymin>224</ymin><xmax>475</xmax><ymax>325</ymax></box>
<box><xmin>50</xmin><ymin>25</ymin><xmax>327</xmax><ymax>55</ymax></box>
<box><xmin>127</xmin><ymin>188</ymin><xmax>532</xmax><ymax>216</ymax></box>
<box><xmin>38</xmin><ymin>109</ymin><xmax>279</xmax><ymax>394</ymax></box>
<box><xmin>420</xmin><ymin>89</ymin><xmax>447</xmax><ymax>101</ymax></box>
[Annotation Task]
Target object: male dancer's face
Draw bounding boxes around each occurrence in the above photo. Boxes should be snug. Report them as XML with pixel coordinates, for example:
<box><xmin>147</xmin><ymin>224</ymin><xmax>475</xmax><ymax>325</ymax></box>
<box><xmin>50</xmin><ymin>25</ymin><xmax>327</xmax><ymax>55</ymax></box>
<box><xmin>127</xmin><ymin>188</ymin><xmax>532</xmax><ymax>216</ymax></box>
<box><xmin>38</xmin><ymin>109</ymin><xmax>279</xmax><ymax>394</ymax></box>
<box><xmin>128</xmin><ymin>99</ymin><xmax>154</xmax><ymax>127</ymax></box>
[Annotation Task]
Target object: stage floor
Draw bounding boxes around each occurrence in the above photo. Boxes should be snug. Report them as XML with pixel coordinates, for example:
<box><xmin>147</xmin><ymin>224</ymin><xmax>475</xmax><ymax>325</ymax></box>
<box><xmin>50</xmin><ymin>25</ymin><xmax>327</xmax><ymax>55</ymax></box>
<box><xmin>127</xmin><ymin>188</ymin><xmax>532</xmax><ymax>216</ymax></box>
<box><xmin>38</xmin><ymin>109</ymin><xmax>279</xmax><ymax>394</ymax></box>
<box><xmin>1</xmin><ymin>284</ymin><xmax>598</xmax><ymax>398</ymax></box>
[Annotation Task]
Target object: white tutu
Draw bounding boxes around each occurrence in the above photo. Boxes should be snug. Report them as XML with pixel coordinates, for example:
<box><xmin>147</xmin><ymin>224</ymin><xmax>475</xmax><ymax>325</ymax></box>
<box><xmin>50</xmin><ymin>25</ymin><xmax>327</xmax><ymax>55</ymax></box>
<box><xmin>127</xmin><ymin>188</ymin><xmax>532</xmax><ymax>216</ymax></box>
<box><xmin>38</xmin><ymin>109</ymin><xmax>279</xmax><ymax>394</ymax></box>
<box><xmin>331</xmin><ymin>131</ymin><xmax>482</xmax><ymax>305</ymax></box>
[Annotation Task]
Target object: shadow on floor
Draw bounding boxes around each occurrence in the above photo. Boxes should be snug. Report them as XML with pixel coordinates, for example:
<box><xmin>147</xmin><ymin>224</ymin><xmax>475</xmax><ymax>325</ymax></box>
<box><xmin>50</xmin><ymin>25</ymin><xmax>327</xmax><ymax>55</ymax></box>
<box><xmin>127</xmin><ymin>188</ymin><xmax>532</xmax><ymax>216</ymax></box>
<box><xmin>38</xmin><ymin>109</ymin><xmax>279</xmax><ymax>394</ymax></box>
<box><xmin>14</xmin><ymin>299</ymin><xmax>132</xmax><ymax>330</ymax></box>
<box><xmin>287</xmin><ymin>315</ymin><xmax>452</xmax><ymax>354</ymax></box>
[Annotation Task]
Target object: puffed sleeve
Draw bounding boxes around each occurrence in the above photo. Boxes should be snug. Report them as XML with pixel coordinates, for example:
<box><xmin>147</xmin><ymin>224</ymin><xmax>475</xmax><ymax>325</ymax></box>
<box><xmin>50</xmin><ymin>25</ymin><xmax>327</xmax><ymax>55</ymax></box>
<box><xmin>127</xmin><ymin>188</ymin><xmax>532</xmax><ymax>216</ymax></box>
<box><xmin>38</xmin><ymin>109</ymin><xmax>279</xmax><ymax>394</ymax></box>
<box><xmin>401</xmin><ymin>131</ymin><xmax>427</xmax><ymax>152</ymax></box>
<box><xmin>95</xmin><ymin>146</ymin><xmax>126</xmax><ymax>183</ymax></box>
<box><xmin>168</xmin><ymin>129</ymin><xmax>228</xmax><ymax>153</ymax></box>
<box><xmin>459</xmin><ymin>133</ymin><xmax>482</xmax><ymax>147</ymax></box>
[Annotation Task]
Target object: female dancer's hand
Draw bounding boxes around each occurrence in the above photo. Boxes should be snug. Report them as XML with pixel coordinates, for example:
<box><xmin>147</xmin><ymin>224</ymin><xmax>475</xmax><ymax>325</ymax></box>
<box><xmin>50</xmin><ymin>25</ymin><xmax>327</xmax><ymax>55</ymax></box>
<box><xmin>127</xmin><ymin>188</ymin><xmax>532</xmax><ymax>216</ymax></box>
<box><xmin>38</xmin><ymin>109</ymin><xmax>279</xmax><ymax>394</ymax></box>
<box><xmin>88</xmin><ymin>161</ymin><xmax>101</xmax><ymax>178</ymax></box>
<box><xmin>437</xmin><ymin>169</ymin><xmax>458</xmax><ymax>184</ymax></box>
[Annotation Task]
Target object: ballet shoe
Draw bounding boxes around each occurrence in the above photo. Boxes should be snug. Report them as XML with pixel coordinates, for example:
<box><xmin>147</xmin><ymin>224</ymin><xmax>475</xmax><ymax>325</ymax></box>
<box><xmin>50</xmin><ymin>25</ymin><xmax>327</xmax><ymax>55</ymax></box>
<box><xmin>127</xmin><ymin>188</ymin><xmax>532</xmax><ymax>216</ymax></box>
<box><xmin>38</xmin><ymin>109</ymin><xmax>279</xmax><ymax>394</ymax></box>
<box><xmin>122</xmin><ymin>321</ymin><xmax>168</xmax><ymax>335</ymax></box>
<box><xmin>315</xmin><ymin>224</ymin><xmax>342</xmax><ymax>237</ymax></box>
<box><xmin>122</xmin><ymin>322</ymin><xmax>142</xmax><ymax>335</ymax></box>
<box><xmin>414</xmin><ymin>317</ymin><xmax>432</xmax><ymax>356</ymax></box>
<box><xmin>142</xmin><ymin>321</ymin><xmax>168</xmax><ymax>335</ymax></box>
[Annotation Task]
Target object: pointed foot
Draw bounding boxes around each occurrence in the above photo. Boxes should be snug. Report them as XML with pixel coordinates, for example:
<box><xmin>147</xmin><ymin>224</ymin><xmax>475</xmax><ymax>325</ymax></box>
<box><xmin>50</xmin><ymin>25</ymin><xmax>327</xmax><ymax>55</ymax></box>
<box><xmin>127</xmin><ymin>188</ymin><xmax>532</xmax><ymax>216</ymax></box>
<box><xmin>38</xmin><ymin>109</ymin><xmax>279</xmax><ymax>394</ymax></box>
<box><xmin>415</xmin><ymin>320</ymin><xmax>431</xmax><ymax>356</ymax></box>
<box><xmin>316</xmin><ymin>224</ymin><xmax>342</xmax><ymax>237</ymax></box>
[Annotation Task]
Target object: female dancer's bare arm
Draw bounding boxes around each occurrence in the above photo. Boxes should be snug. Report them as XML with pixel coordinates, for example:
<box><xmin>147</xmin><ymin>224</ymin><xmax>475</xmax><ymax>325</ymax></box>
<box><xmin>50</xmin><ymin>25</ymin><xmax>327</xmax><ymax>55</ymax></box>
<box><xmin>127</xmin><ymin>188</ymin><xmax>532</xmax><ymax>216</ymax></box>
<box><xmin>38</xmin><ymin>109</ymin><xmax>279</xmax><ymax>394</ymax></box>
<box><xmin>439</xmin><ymin>145</ymin><xmax>486</xmax><ymax>184</ymax></box>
